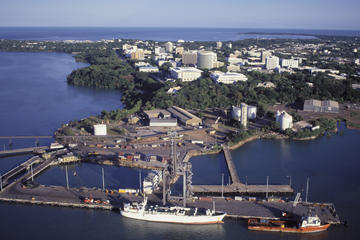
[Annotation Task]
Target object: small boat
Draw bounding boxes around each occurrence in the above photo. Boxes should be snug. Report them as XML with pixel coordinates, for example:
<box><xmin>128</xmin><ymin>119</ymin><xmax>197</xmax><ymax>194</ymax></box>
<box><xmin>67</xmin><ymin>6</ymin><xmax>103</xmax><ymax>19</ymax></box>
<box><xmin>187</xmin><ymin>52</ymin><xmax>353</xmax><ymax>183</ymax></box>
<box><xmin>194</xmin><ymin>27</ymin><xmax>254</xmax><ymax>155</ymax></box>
<box><xmin>120</xmin><ymin>197</ymin><xmax>226</xmax><ymax>224</ymax></box>
<box><xmin>248</xmin><ymin>210</ymin><xmax>331</xmax><ymax>233</ymax></box>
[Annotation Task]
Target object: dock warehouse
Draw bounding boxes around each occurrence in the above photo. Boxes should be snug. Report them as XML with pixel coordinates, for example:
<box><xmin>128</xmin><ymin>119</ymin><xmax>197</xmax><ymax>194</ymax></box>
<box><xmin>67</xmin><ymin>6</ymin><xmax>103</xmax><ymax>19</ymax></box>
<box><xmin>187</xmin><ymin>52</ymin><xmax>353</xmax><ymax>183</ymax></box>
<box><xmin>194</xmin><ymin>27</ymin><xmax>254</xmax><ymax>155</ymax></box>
<box><xmin>167</xmin><ymin>106</ymin><xmax>202</xmax><ymax>126</ymax></box>
<box><xmin>303</xmin><ymin>99</ymin><xmax>339</xmax><ymax>113</ymax></box>
<box><xmin>149</xmin><ymin>118</ymin><xmax>178</xmax><ymax>127</ymax></box>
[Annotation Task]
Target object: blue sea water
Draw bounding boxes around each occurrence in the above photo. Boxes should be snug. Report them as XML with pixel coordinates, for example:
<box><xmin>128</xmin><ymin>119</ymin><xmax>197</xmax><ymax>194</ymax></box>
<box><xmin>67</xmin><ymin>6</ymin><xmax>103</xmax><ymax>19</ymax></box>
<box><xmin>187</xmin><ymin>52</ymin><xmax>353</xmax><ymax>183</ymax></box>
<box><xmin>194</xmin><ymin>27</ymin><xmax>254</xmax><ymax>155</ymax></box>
<box><xmin>0</xmin><ymin>27</ymin><xmax>359</xmax><ymax>41</ymax></box>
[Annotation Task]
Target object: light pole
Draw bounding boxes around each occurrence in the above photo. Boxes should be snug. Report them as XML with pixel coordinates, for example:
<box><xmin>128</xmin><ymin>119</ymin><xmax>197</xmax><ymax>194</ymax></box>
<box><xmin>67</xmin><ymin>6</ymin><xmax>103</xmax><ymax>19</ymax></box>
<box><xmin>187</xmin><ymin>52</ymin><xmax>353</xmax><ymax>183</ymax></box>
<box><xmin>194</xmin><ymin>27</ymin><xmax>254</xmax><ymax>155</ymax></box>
<box><xmin>286</xmin><ymin>175</ymin><xmax>292</xmax><ymax>187</ymax></box>
<box><xmin>221</xmin><ymin>173</ymin><xmax>224</xmax><ymax>198</ymax></box>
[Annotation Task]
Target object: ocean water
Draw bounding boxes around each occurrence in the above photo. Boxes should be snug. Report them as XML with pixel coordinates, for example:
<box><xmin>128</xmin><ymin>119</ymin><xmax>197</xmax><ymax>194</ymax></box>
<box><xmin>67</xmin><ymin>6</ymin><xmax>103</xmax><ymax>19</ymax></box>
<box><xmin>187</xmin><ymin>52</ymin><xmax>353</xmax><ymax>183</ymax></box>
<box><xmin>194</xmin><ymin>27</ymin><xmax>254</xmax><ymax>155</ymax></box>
<box><xmin>1</xmin><ymin>27</ymin><xmax>359</xmax><ymax>42</ymax></box>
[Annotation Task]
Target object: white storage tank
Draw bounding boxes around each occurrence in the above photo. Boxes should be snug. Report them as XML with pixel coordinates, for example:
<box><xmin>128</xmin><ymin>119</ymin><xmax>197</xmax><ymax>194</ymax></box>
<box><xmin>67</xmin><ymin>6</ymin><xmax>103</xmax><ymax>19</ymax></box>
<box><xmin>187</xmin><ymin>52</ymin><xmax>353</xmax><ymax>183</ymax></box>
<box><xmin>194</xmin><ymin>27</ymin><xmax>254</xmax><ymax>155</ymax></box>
<box><xmin>232</xmin><ymin>106</ymin><xmax>241</xmax><ymax>121</ymax></box>
<box><xmin>93</xmin><ymin>124</ymin><xmax>107</xmax><ymax>136</ymax></box>
<box><xmin>247</xmin><ymin>105</ymin><xmax>257</xmax><ymax>119</ymax></box>
<box><xmin>278</xmin><ymin>111</ymin><xmax>293</xmax><ymax>131</ymax></box>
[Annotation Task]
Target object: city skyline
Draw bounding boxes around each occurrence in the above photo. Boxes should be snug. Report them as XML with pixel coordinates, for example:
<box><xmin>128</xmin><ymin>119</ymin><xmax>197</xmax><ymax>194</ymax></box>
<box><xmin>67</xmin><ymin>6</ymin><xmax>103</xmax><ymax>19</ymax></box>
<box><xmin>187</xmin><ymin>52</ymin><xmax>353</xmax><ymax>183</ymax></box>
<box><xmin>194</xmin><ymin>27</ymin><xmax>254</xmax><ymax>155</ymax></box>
<box><xmin>1</xmin><ymin>0</ymin><xmax>359</xmax><ymax>30</ymax></box>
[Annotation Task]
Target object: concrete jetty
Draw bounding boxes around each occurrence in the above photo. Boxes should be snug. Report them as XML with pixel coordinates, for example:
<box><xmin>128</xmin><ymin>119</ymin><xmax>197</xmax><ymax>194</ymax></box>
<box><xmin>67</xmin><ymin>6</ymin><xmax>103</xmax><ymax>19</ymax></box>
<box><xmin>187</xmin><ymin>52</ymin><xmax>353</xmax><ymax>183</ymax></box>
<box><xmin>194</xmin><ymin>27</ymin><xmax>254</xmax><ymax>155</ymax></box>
<box><xmin>222</xmin><ymin>145</ymin><xmax>240</xmax><ymax>184</ymax></box>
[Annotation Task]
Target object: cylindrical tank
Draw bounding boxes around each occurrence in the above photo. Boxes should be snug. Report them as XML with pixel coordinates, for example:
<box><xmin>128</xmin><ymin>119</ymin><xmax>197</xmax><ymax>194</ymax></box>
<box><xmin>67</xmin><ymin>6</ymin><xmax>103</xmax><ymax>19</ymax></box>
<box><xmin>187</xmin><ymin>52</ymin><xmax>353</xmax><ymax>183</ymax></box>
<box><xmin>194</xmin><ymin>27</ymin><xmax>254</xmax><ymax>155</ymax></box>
<box><xmin>232</xmin><ymin>106</ymin><xmax>241</xmax><ymax>121</ymax></box>
<box><xmin>247</xmin><ymin>106</ymin><xmax>257</xmax><ymax>119</ymax></box>
<box><xmin>280</xmin><ymin>112</ymin><xmax>293</xmax><ymax>131</ymax></box>
<box><xmin>197</xmin><ymin>51</ymin><xmax>216</xmax><ymax>69</ymax></box>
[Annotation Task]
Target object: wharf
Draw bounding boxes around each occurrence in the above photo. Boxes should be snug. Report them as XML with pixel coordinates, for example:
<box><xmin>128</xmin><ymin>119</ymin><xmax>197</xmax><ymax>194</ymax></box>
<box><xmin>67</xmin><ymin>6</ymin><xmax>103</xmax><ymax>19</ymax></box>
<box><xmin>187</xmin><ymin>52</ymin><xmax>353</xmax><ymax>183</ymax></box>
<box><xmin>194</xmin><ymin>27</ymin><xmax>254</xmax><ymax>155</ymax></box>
<box><xmin>191</xmin><ymin>183</ymin><xmax>293</xmax><ymax>195</ymax></box>
<box><xmin>0</xmin><ymin>146</ymin><xmax>48</xmax><ymax>157</ymax></box>
<box><xmin>185</xmin><ymin>198</ymin><xmax>341</xmax><ymax>225</ymax></box>
<box><xmin>0</xmin><ymin>183</ymin><xmax>340</xmax><ymax>225</ymax></box>
<box><xmin>222</xmin><ymin>145</ymin><xmax>240</xmax><ymax>184</ymax></box>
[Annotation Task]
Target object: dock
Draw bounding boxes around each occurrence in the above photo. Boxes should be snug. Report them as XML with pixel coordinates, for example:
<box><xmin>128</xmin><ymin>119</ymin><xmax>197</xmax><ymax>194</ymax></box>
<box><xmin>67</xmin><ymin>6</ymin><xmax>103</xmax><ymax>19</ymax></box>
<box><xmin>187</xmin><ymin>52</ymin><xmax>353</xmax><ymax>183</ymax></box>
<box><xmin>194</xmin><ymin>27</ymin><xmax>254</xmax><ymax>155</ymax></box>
<box><xmin>222</xmin><ymin>145</ymin><xmax>241</xmax><ymax>184</ymax></box>
<box><xmin>0</xmin><ymin>183</ymin><xmax>340</xmax><ymax>225</ymax></box>
<box><xmin>191</xmin><ymin>183</ymin><xmax>293</xmax><ymax>195</ymax></box>
<box><xmin>0</xmin><ymin>146</ymin><xmax>49</xmax><ymax>157</ymax></box>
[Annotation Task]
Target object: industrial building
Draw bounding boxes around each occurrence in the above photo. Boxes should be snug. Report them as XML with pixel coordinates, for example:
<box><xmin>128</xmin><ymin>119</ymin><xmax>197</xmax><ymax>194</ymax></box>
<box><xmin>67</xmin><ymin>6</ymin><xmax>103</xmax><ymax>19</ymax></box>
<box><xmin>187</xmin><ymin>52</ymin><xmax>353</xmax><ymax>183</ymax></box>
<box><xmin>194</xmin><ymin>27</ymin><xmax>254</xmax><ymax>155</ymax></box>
<box><xmin>93</xmin><ymin>124</ymin><xmax>107</xmax><ymax>136</ymax></box>
<box><xmin>210</xmin><ymin>71</ymin><xmax>248</xmax><ymax>84</ymax></box>
<box><xmin>182</xmin><ymin>51</ymin><xmax>198</xmax><ymax>65</ymax></box>
<box><xmin>276</xmin><ymin>111</ymin><xmax>293</xmax><ymax>131</ymax></box>
<box><xmin>232</xmin><ymin>104</ymin><xmax>257</xmax><ymax>127</ymax></box>
<box><xmin>303</xmin><ymin>99</ymin><xmax>339</xmax><ymax>113</ymax></box>
<box><xmin>197</xmin><ymin>51</ymin><xmax>217</xmax><ymax>69</ymax></box>
<box><xmin>144</xmin><ymin>109</ymin><xmax>171</xmax><ymax>119</ymax></box>
<box><xmin>240</xmin><ymin>103</ymin><xmax>248</xmax><ymax>128</ymax></box>
<box><xmin>170</xmin><ymin>67</ymin><xmax>202</xmax><ymax>82</ymax></box>
<box><xmin>232</xmin><ymin>105</ymin><xmax>257</xmax><ymax>119</ymax></box>
<box><xmin>265</xmin><ymin>56</ymin><xmax>280</xmax><ymax>70</ymax></box>
<box><xmin>167</xmin><ymin>106</ymin><xmax>202</xmax><ymax>126</ymax></box>
<box><xmin>149</xmin><ymin>118</ymin><xmax>178</xmax><ymax>127</ymax></box>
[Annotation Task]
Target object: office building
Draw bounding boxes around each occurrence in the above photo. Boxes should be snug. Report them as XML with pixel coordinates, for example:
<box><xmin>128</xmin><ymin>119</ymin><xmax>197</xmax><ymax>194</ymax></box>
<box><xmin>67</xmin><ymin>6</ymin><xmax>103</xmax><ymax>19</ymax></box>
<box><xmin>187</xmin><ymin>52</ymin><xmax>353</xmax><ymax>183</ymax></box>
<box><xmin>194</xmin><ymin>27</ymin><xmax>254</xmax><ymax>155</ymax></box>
<box><xmin>165</xmin><ymin>42</ymin><xmax>174</xmax><ymax>53</ymax></box>
<box><xmin>261</xmin><ymin>51</ymin><xmax>272</xmax><ymax>63</ymax></box>
<box><xmin>170</xmin><ymin>67</ymin><xmax>202</xmax><ymax>82</ymax></box>
<box><xmin>210</xmin><ymin>71</ymin><xmax>248</xmax><ymax>84</ymax></box>
<box><xmin>130</xmin><ymin>49</ymin><xmax>144</xmax><ymax>60</ymax></box>
<box><xmin>175</xmin><ymin>46</ymin><xmax>184</xmax><ymax>55</ymax></box>
<box><xmin>265</xmin><ymin>56</ymin><xmax>280</xmax><ymax>70</ymax></box>
<box><xmin>182</xmin><ymin>51</ymin><xmax>198</xmax><ymax>65</ymax></box>
<box><xmin>280</xmin><ymin>58</ymin><xmax>299</xmax><ymax>68</ymax></box>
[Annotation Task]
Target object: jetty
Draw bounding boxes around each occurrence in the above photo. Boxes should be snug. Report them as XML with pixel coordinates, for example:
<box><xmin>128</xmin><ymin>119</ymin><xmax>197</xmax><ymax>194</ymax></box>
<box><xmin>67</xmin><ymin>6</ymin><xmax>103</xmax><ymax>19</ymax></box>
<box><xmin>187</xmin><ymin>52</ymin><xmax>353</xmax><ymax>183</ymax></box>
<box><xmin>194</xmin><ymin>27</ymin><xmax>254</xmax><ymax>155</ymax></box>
<box><xmin>223</xmin><ymin>145</ymin><xmax>241</xmax><ymax>184</ymax></box>
<box><xmin>0</xmin><ymin>146</ymin><xmax>49</xmax><ymax>157</ymax></box>
<box><xmin>190</xmin><ymin>146</ymin><xmax>293</xmax><ymax>195</ymax></box>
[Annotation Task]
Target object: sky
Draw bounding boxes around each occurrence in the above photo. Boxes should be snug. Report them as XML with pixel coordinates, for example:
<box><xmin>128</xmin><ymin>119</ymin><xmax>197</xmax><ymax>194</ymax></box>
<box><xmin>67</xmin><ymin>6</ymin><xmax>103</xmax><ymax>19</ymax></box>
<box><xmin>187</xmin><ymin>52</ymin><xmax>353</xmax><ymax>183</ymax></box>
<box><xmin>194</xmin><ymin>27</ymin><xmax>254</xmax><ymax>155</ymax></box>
<box><xmin>1</xmin><ymin>0</ymin><xmax>359</xmax><ymax>30</ymax></box>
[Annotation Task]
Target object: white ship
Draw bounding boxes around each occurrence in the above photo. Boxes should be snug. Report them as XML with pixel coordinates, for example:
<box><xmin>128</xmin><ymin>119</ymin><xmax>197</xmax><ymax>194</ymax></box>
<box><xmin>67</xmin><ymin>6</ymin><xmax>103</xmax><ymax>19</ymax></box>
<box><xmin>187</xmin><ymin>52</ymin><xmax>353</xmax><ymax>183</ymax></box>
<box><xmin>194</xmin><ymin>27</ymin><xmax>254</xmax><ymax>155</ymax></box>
<box><xmin>120</xmin><ymin>197</ymin><xmax>226</xmax><ymax>224</ymax></box>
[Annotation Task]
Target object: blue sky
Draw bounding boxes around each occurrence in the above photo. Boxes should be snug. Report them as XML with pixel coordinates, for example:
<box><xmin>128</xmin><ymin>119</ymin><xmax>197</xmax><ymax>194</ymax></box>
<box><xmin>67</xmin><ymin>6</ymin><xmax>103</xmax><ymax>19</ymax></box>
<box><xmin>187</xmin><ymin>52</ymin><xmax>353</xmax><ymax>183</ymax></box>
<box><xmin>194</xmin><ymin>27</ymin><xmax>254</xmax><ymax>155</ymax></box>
<box><xmin>1</xmin><ymin>0</ymin><xmax>359</xmax><ymax>30</ymax></box>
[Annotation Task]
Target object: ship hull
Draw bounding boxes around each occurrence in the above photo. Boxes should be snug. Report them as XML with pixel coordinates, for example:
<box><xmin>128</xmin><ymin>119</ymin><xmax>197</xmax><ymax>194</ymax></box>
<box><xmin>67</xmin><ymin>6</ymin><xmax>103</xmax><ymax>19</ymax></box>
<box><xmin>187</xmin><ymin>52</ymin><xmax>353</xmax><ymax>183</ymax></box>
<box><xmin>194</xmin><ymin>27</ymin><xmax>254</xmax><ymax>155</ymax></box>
<box><xmin>120</xmin><ymin>210</ymin><xmax>226</xmax><ymax>224</ymax></box>
<box><xmin>248</xmin><ymin>223</ymin><xmax>331</xmax><ymax>233</ymax></box>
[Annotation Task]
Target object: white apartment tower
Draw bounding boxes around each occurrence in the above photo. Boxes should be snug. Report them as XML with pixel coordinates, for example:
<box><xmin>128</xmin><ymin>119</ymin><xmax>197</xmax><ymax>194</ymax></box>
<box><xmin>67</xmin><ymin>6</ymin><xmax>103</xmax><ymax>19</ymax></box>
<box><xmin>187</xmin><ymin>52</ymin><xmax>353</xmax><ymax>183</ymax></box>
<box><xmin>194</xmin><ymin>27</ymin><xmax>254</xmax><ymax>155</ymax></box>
<box><xmin>265</xmin><ymin>56</ymin><xmax>280</xmax><ymax>70</ymax></box>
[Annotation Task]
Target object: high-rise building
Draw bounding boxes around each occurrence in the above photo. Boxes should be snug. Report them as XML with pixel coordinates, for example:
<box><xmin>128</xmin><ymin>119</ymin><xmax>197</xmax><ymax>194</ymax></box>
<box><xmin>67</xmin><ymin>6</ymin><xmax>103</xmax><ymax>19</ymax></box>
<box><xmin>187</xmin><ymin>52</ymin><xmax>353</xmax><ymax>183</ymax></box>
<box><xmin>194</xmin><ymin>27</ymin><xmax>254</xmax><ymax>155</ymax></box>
<box><xmin>280</xmin><ymin>58</ymin><xmax>299</xmax><ymax>68</ymax></box>
<box><xmin>165</xmin><ymin>42</ymin><xmax>174</xmax><ymax>53</ymax></box>
<box><xmin>265</xmin><ymin>56</ymin><xmax>280</xmax><ymax>70</ymax></box>
<box><xmin>130</xmin><ymin>49</ymin><xmax>144</xmax><ymax>60</ymax></box>
<box><xmin>216</xmin><ymin>41</ymin><xmax>223</xmax><ymax>49</ymax></box>
<box><xmin>175</xmin><ymin>46</ymin><xmax>184</xmax><ymax>55</ymax></box>
<box><xmin>261</xmin><ymin>51</ymin><xmax>272</xmax><ymax>63</ymax></box>
<box><xmin>197</xmin><ymin>51</ymin><xmax>217</xmax><ymax>69</ymax></box>
<box><xmin>182</xmin><ymin>51</ymin><xmax>198</xmax><ymax>65</ymax></box>
<box><xmin>154</xmin><ymin>46</ymin><xmax>165</xmax><ymax>55</ymax></box>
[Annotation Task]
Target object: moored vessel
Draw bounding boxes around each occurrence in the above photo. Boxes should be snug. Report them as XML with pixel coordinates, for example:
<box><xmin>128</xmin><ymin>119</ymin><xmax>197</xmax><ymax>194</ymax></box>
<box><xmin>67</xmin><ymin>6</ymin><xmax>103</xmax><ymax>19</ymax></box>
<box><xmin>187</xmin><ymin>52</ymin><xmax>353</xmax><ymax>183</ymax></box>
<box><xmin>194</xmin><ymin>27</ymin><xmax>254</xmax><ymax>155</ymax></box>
<box><xmin>120</xmin><ymin>197</ymin><xmax>226</xmax><ymax>224</ymax></box>
<box><xmin>248</xmin><ymin>210</ymin><xmax>331</xmax><ymax>233</ymax></box>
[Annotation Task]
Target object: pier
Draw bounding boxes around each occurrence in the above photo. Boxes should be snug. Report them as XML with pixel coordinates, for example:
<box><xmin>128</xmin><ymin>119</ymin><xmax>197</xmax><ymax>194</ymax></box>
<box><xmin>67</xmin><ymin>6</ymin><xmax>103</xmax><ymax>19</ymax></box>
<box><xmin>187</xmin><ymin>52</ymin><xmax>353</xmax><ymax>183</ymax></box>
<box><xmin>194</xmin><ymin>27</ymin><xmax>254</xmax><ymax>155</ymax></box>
<box><xmin>0</xmin><ymin>136</ymin><xmax>53</xmax><ymax>139</ymax></box>
<box><xmin>191</xmin><ymin>183</ymin><xmax>293</xmax><ymax>195</ymax></box>
<box><xmin>222</xmin><ymin>145</ymin><xmax>241</xmax><ymax>184</ymax></box>
<box><xmin>0</xmin><ymin>146</ymin><xmax>49</xmax><ymax>157</ymax></box>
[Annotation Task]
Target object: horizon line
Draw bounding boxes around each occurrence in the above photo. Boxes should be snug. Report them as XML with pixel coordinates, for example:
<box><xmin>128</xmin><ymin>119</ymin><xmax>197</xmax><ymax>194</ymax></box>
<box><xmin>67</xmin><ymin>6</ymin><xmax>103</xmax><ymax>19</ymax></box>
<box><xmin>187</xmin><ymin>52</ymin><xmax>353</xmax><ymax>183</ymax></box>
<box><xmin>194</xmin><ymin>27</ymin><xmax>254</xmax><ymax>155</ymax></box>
<box><xmin>0</xmin><ymin>26</ymin><xmax>359</xmax><ymax>32</ymax></box>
